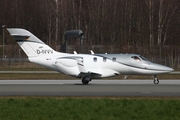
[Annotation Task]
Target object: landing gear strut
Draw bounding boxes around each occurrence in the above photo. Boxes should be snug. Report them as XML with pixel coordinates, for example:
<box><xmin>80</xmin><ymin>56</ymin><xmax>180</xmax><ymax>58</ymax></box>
<box><xmin>153</xmin><ymin>75</ymin><xmax>159</xmax><ymax>84</ymax></box>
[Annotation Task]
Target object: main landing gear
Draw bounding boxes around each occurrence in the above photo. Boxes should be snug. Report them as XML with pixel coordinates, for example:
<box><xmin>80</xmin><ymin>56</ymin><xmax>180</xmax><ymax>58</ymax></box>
<box><xmin>153</xmin><ymin>75</ymin><xmax>159</xmax><ymax>84</ymax></box>
<box><xmin>82</xmin><ymin>77</ymin><xmax>91</xmax><ymax>85</ymax></box>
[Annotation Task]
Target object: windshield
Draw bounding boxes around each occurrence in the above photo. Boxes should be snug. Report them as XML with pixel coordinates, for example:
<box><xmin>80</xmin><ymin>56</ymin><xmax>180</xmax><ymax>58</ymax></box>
<box><xmin>131</xmin><ymin>56</ymin><xmax>150</xmax><ymax>62</ymax></box>
<box><xmin>139</xmin><ymin>56</ymin><xmax>149</xmax><ymax>61</ymax></box>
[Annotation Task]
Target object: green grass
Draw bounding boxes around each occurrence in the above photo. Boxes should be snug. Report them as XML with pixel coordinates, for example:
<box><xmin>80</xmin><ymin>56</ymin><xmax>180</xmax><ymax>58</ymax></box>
<box><xmin>0</xmin><ymin>97</ymin><xmax>180</xmax><ymax>120</ymax></box>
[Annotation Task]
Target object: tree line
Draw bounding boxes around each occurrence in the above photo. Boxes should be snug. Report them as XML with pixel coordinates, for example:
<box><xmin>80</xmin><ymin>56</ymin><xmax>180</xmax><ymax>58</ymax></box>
<box><xmin>0</xmin><ymin>0</ymin><xmax>180</xmax><ymax>58</ymax></box>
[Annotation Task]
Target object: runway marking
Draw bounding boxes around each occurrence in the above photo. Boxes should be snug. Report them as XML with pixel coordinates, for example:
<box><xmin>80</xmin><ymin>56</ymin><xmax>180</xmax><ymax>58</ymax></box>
<box><xmin>141</xmin><ymin>92</ymin><xmax>151</xmax><ymax>94</ymax></box>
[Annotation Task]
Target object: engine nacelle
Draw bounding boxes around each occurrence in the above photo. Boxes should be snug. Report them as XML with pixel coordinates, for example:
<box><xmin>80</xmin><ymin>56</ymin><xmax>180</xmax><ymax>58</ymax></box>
<box><xmin>54</xmin><ymin>58</ymin><xmax>79</xmax><ymax>76</ymax></box>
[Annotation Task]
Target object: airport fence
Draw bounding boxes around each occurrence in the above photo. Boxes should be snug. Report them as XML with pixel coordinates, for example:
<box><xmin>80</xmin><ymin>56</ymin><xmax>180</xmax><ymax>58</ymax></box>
<box><xmin>0</xmin><ymin>58</ymin><xmax>43</xmax><ymax>69</ymax></box>
<box><xmin>0</xmin><ymin>45</ymin><xmax>179</xmax><ymax>69</ymax></box>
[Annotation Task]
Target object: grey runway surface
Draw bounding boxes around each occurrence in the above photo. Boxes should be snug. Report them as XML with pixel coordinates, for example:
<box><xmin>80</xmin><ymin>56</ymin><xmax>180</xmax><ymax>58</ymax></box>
<box><xmin>0</xmin><ymin>80</ymin><xmax>180</xmax><ymax>97</ymax></box>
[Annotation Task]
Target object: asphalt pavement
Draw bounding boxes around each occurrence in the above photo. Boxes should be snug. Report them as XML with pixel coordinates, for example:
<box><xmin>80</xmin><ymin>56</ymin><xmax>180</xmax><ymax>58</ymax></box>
<box><xmin>0</xmin><ymin>80</ymin><xmax>179</xmax><ymax>97</ymax></box>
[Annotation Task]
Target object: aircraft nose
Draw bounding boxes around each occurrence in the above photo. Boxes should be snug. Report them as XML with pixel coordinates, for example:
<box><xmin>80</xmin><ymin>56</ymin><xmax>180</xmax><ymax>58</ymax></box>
<box><xmin>164</xmin><ymin>66</ymin><xmax>174</xmax><ymax>72</ymax></box>
<box><xmin>150</xmin><ymin>63</ymin><xmax>174</xmax><ymax>73</ymax></box>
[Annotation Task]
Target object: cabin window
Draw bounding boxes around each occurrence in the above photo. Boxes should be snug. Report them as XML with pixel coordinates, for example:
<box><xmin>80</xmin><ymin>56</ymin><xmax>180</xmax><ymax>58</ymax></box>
<box><xmin>103</xmin><ymin>57</ymin><xmax>107</xmax><ymax>62</ymax></box>
<box><xmin>131</xmin><ymin>56</ymin><xmax>141</xmax><ymax>61</ymax></box>
<box><xmin>93</xmin><ymin>57</ymin><xmax>97</xmax><ymax>62</ymax></box>
<box><xmin>112</xmin><ymin>57</ymin><xmax>116</xmax><ymax>62</ymax></box>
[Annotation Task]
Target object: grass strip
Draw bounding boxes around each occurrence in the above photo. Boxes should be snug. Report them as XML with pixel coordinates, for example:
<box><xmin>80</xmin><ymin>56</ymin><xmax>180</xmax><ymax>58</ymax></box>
<box><xmin>0</xmin><ymin>97</ymin><xmax>180</xmax><ymax>120</ymax></box>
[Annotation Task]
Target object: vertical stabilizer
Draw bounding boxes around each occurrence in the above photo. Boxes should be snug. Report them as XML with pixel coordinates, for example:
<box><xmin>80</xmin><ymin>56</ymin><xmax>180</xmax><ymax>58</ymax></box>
<box><xmin>7</xmin><ymin>28</ymin><xmax>56</xmax><ymax>58</ymax></box>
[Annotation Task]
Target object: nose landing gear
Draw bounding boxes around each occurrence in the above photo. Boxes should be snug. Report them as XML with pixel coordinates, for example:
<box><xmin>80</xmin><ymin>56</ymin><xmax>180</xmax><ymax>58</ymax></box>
<box><xmin>153</xmin><ymin>75</ymin><xmax>159</xmax><ymax>84</ymax></box>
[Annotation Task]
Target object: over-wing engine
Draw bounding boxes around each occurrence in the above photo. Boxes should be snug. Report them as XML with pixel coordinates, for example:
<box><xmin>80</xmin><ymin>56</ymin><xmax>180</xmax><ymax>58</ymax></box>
<box><xmin>54</xmin><ymin>57</ymin><xmax>80</xmax><ymax>76</ymax></box>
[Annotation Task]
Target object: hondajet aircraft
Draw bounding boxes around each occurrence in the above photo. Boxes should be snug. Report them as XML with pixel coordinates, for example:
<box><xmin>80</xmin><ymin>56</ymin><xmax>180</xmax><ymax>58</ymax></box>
<box><xmin>7</xmin><ymin>28</ymin><xmax>173</xmax><ymax>84</ymax></box>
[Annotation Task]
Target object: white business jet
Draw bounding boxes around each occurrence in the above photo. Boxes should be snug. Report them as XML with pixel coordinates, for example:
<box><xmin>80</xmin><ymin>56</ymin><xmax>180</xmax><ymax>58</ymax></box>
<box><xmin>7</xmin><ymin>28</ymin><xmax>173</xmax><ymax>84</ymax></box>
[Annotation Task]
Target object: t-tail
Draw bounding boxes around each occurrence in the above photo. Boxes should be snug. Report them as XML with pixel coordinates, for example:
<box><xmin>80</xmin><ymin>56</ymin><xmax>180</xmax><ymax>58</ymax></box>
<box><xmin>7</xmin><ymin>28</ymin><xmax>58</xmax><ymax>58</ymax></box>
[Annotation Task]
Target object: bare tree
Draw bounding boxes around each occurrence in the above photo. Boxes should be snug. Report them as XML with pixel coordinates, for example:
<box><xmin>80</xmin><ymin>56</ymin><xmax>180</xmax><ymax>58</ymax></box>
<box><xmin>157</xmin><ymin>0</ymin><xmax>176</xmax><ymax>45</ymax></box>
<box><xmin>157</xmin><ymin>0</ymin><xmax>163</xmax><ymax>45</ymax></box>
<box><xmin>55</xmin><ymin>0</ymin><xmax>59</xmax><ymax>43</ymax></box>
<box><xmin>146</xmin><ymin>0</ymin><xmax>155</xmax><ymax>46</ymax></box>
<box><xmin>163</xmin><ymin>5</ymin><xmax>177</xmax><ymax>45</ymax></box>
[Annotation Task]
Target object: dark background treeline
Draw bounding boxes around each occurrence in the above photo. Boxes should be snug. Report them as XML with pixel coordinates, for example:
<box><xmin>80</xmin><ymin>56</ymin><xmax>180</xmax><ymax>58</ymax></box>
<box><xmin>0</xmin><ymin>0</ymin><xmax>180</xmax><ymax>68</ymax></box>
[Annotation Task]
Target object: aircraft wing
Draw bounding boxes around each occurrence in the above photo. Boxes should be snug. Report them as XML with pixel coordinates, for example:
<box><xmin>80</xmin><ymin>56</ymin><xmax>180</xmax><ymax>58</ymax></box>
<box><xmin>77</xmin><ymin>72</ymin><xmax>102</xmax><ymax>78</ymax></box>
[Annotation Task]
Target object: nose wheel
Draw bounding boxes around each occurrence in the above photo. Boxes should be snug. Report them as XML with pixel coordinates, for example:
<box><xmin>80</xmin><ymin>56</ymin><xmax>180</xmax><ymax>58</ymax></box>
<box><xmin>153</xmin><ymin>75</ymin><xmax>159</xmax><ymax>84</ymax></box>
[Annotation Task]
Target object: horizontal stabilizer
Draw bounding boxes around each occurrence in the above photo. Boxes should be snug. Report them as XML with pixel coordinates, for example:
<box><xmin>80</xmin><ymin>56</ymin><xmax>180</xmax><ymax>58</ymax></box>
<box><xmin>7</xmin><ymin>28</ymin><xmax>45</xmax><ymax>44</ymax></box>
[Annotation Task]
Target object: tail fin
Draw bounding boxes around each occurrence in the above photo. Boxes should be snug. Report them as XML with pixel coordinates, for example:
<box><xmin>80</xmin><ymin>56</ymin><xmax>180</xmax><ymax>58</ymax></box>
<box><xmin>7</xmin><ymin>28</ymin><xmax>56</xmax><ymax>58</ymax></box>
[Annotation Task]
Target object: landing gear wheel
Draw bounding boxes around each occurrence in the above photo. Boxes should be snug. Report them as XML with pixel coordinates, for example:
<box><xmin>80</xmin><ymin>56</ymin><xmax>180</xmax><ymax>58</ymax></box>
<box><xmin>153</xmin><ymin>78</ymin><xmax>159</xmax><ymax>84</ymax></box>
<box><xmin>82</xmin><ymin>79</ymin><xmax>89</xmax><ymax>85</ymax></box>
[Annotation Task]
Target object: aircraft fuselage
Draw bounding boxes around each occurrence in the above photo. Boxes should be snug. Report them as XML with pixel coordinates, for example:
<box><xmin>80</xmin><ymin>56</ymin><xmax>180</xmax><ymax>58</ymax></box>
<box><xmin>29</xmin><ymin>53</ymin><xmax>173</xmax><ymax>79</ymax></box>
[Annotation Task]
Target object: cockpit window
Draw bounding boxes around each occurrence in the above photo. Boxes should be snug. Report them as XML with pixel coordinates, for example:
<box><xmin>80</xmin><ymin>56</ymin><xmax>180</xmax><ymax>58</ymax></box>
<box><xmin>131</xmin><ymin>56</ymin><xmax>141</xmax><ymax>61</ymax></box>
<box><xmin>139</xmin><ymin>56</ymin><xmax>149</xmax><ymax>61</ymax></box>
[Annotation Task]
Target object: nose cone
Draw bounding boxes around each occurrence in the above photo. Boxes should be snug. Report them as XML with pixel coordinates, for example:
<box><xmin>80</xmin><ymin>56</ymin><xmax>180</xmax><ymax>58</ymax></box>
<box><xmin>147</xmin><ymin>63</ymin><xmax>174</xmax><ymax>74</ymax></box>
<box><xmin>162</xmin><ymin>66</ymin><xmax>174</xmax><ymax>73</ymax></box>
